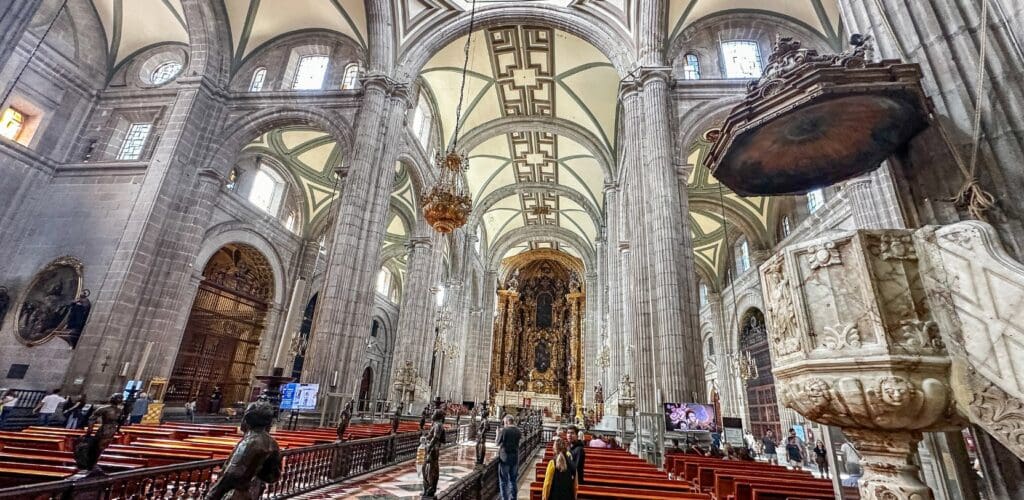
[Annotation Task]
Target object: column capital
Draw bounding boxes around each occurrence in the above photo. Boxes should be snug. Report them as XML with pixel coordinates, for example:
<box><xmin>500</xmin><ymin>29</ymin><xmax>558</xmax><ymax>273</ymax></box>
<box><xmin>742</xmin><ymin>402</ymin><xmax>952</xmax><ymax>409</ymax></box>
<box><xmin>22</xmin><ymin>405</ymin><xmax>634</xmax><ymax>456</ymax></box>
<box><xmin>617</xmin><ymin>80</ymin><xmax>642</xmax><ymax>101</ymax></box>
<box><xmin>634</xmin><ymin>66</ymin><xmax>673</xmax><ymax>87</ymax></box>
<box><xmin>603</xmin><ymin>182</ymin><xmax>620</xmax><ymax>193</ymax></box>
<box><xmin>675</xmin><ymin>163</ymin><xmax>695</xmax><ymax>179</ymax></box>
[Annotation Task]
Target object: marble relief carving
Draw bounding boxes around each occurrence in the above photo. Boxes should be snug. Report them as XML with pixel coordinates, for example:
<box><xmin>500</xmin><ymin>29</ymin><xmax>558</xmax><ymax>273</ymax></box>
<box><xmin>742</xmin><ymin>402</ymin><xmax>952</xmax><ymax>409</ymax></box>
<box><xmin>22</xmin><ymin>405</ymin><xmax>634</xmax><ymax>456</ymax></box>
<box><xmin>762</xmin><ymin>228</ymin><xmax>960</xmax><ymax>500</ymax></box>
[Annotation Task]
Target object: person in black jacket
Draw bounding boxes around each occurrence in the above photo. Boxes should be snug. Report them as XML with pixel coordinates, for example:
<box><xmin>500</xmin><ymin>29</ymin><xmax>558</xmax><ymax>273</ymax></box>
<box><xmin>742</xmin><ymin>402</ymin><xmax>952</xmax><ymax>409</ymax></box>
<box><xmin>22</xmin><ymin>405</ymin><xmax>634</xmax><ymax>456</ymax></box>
<box><xmin>567</xmin><ymin>425</ymin><xmax>585</xmax><ymax>484</ymax></box>
<box><xmin>496</xmin><ymin>415</ymin><xmax>522</xmax><ymax>500</ymax></box>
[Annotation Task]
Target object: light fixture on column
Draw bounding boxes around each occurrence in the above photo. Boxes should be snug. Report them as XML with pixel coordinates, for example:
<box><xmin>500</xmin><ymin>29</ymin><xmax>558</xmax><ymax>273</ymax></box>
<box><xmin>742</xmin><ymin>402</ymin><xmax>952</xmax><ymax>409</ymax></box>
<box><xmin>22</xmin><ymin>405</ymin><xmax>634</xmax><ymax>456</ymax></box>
<box><xmin>422</xmin><ymin>0</ymin><xmax>477</xmax><ymax>234</ymax></box>
<box><xmin>733</xmin><ymin>350</ymin><xmax>758</xmax><ymax>381</ymax></box>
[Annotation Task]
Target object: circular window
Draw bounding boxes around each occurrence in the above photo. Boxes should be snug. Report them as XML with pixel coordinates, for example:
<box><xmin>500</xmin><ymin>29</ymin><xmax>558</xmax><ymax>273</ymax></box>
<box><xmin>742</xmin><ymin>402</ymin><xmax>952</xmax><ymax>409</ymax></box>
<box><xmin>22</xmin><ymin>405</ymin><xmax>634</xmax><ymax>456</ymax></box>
<box><xmin>151</xmin><ymin>62</ymin><xmax>182</xmax><ymax>85</ymax></box>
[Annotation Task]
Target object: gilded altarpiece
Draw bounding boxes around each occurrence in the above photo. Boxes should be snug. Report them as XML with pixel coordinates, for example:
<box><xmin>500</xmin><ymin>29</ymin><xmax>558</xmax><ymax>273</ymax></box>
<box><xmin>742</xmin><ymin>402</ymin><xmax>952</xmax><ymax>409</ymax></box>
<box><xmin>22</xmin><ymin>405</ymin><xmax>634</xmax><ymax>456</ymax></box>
<box><xmin>490</xmin><ymin>252</ymin><xmax>584</xmax><ymax>416</ymax></box>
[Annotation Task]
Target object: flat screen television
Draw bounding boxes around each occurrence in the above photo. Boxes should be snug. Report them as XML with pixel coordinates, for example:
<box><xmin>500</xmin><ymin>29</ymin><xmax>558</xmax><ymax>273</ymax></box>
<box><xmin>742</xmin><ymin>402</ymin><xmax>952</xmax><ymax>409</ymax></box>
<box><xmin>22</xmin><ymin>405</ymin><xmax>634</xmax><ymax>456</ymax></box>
<box><xmin>280</xmin><ymin>383</ymin><xmax>319</xmax><ymax>411</ymax></box>
<box><xmin>664</xmin><ymin>402</ymin><xmax>718</xmax><ymax>432</ymax></box>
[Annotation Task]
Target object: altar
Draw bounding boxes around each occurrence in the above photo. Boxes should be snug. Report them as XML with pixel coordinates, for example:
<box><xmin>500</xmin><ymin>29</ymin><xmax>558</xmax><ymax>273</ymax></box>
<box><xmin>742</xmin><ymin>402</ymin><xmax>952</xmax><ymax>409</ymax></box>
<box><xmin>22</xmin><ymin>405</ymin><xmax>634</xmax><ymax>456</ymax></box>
<box><xmin>494</xmin><ymin>390</ymin><xmax>563</xmax><ymax>418</ymax></box>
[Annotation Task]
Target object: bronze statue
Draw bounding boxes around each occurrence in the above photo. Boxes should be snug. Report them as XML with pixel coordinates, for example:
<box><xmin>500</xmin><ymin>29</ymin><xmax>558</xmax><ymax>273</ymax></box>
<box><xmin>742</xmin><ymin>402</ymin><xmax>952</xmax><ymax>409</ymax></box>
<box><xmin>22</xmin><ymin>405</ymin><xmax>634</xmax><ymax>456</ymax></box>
<box><xmin>391</xmin><ymin>401</ymin><xmax>403</xmax><ymax>434</ymax></box>
<box><xmin>468</xmin><ymin>406</ymin><xmax>479</xmax><ymax>440</ymax></box>
<box><xmin>418</xmin><ymin>405</ymin><xmax>430</xmax><ymax>433</ymax></box>
<box><xmin>336</xmin><ymin>399</ymin><xmax>354</xmax><ymax>441</ymax></box>
<box><xmin>75</xmin><ymin>394</ymin><xmax>123</xmax><ymax>472</ymax></box>
<box><xmin>475</xmin><ymin>403</ymin><xmax>489</xmax><ymax>466</ymax></box>
<box><xmin>206</xmin><ymin>401</ymin><xmax>282</xmax><ymax>500</ymax></box>
<box><xmin>0</xmin><ymin>286</ymin><xmax>9</xmax><ymax>329</ymax></box>
<box><xmin>422</xmin><ymin>409</ymin><xmax>446</xmax><ymax>498</ymax></box>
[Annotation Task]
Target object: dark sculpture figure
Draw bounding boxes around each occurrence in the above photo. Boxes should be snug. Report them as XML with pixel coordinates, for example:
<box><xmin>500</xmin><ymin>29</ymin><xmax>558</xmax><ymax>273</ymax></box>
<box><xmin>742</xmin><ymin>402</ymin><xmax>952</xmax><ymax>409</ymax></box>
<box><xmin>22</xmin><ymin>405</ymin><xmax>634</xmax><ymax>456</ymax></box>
<box><xmin>74</xmin><ymin>394</ymin><xmax>123</xmax><ymax>472</ymax></box>
<box><xmin>0</xmin><ymin>286</ymin><xmax>9</xmax><ymax>328</ymax></box>
<box><xmin>206</xmin><ymin>402</ymin><xmax>282</xmax><ymax>500</ymax></box>
<box><xmin>391</xmin><ymin>401</ymin><xmax>403</xmax><ymax>434</ymax></box>
<box><xmin>336</xmin><ymin>399</ymin><xmax>354</xmax><ymax>441</ymax></box>
<box><xmin>421</xmin><ymin>409</ymin><xmax>446</xmax><ymax>498</ymax></box>
<box><xmin>418</xmin><ymin>405</ymin><xmax>431</xmax><ymax>433</ymax></box>
<box><xmin>476</xmin><ymin>404</ymin><xmax>490</xmax><ymax>466</ymax></box>
<box><xmin>61</xmin><ymin>289</ymin><xmax>91</xmax><ymax>348</ymax></box>
<box><xmin>468</xmin><ymin>406</ymin><xmax>479</xmax><ymax>440</ymax></box>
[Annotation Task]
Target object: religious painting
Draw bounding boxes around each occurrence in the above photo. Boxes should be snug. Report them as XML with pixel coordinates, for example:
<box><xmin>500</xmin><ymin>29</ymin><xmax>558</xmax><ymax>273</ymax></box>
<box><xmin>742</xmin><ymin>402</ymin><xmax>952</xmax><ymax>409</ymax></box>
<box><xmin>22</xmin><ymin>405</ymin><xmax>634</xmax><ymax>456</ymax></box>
<box><xmin>534</xmin><ymin>341</ymin><xmax>551</xmax><ymax>373</ymax></box>
<box><xmin>15</xmin><ymin>257</ymin><xmax>84</xmax><ymax>346</ymax></box>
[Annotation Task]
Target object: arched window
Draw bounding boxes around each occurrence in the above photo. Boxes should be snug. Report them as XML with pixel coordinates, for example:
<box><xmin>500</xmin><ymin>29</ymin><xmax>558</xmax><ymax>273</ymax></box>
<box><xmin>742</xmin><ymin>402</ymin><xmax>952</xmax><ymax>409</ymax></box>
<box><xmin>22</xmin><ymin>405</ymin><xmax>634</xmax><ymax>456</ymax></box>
<box><xmin>249</xmin><ymin>67</ymin><xmax>267</xmax><ymax>91</ymax></box>
<box><xmin>410</xmin><ymin>91</ymin><xmax>433</xmax><ymax>149</ymax></box>
<box><xmin>371</xmin><ymin>320</ymin><xmax>380</xmax><ymax>337</ymax></box>
<box><xmin>807</xmin><ymin>188</ymin><xmax>825</xmax><ymax>214</ymax></box>
<box><xmin>248</xmin><ymin>161</ymin><xmax>286</xmax><ymax>215</ymax></box>
<box><xmin>683</xmin><ymin>53</ymin><xmax>701</xmax><ymax>80</ymax></box>
<box><xmin>341</xmin><ymin>63</ymin><xmax>360</xmax><ymax>90</ymax></box>
<box><xmin>699</xmin><ymin>282</ymin><xmax>708</xmax><ymax>306</ymax></box>
<box><xmin>735</xmin><ymin>236</ymin><xmax>751</xmax><ymax>274</ymax></box>
<box><xmin>778</xmin><ymin>214</ymin><xmax>792</xmax><ymax>240</ymax></box>
<box><xmin>376</xmin><ymin>268</ymin><xmax>393</xmax><ymax>297</ymax></box>
<box><xmin>293</xmin><ymin>55</ymin><xmax>329</xmax><ymax>90</ymax></box>
<box><xmin>151</xmin><ymin>61</ymin><xmax>182</xmax><ymax>85</ymax></box>
<box><xmin>720</xmin><ymin>41</ymin><xmax>762</xmax><ymax>78</ymax></box>
<box><xmin>707</xmin><ymin>336</ymin><xmax>715</xmax><ymax>357</ymax></box>
<box><xmin>475</xmin><ymin>226</ymin><xmax>483</xmax><ymax>254</ymax></box>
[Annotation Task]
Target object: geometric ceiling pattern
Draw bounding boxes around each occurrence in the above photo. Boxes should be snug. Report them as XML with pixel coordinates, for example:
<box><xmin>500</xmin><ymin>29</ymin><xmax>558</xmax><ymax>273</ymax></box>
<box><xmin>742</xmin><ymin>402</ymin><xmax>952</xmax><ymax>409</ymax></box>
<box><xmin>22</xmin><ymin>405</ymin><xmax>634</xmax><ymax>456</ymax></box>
<box><xmin>685</xmin><ymin>130</ymin><xmax>773</xmax><ymax>286</ymax></box>
<box><xmin>421</xmin><ymin>26</ymin><xmax>617</xmax><ymax>261</ymax></box>
<box><xmin>242</xmin><ymin>127</ymin><xmax>342</xmax><ymax>230</ymax></box>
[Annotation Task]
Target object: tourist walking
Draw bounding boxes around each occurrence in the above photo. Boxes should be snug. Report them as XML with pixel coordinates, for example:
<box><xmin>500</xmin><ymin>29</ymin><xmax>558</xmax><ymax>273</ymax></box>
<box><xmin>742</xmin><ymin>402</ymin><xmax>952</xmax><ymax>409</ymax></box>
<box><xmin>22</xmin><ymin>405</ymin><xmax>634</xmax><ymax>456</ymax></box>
<box><xmin>63</xmin><ymin>395</ymin><xmax>90</xmax><ymax>429</ymax></box>
<box><xmin>813</xmin><ymin>440</ymin><xmax>830</xmax><ymax>478</ymax></box>
<box><xmin>786</xmin><ymin>435</ymin><xmax>804</xmax><ymax>469</ymax></box>
<box><xmin>496</xmin><ymin>414</ymin><xmax>522</xmax><ymax>500</ymax></box>
<box><xmin>761</xmin><ymin>429</ymin><xmax>778</xmax><ymax>465</ymax></box>
<box><xmin>0</xmin><ymin>389</ymin><xmax>17</xmax><ymax>429</ymax></box>
<box><xmin>542</xmin><ymin>436</ymin><xmax>577</xmax><ymax>499</ymax></box>
<box><xmin>567</xmin><ymin>425</ymin><xmax>586</xmax><ymax>484</ymax></box>
<box><xmin>34</xmin><ymin>388</ymin><xmax>66</xmax><ymax>426</ymax></box>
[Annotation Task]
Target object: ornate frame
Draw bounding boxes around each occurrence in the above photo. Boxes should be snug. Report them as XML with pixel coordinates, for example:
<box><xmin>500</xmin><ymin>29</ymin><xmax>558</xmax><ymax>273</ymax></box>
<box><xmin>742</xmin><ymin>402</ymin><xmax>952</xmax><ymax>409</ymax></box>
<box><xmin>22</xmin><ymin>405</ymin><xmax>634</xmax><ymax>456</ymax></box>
<box><xmin>14</xmin><ymin>256</ymin><xmax>84</xmax><ymax>347</ymax></box>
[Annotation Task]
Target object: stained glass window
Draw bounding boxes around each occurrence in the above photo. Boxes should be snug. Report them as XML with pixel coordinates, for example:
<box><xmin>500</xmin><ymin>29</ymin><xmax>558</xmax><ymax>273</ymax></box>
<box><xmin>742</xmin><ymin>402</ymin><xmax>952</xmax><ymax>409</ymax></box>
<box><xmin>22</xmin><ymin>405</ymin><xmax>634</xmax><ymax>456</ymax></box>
<box><xmin>249</xmin><ymin>67</ymin><xmax>266</xmax><ymax>91</ymax></box>
<box><xmin>341</xmin><ymin>63</ymin><xmax>360</xmax><ymax>90</ymax></box>
<box><xmin>248</xmin><ymin>162</ymin><xmax>285</xmax><ymax>214</ymax></box>
<box><xmin>293</xmin><ymin>56</ymin><xmax>329</xmax><ymax>90</ymax></box>
<box><xmin>735</xmin><ymin>236</ymin><xmax>751</xmax><ymax>274</ymax></box>
<box><xmin>683</xmin><ymin>53</ymin><xmax>701</xmax><ymax>79</ymax></box>
<box><xmin>807</xmin><ymin>188</ymin><xmax>825</xmax><ymax>214</ymax></box>
<box><xmin>721</xmin><ymin>41</ymin><xmax>763</xmax><ymax>78</ymax></box>
<box><xmin>116</xmin><ymin>123</ymin><xmax>152</xmax><ymax>160</ymax></box>
<box><xmin>152</xmin><ymin>62</ymin><xmax>181</xmax><ymax>85</ymax></box>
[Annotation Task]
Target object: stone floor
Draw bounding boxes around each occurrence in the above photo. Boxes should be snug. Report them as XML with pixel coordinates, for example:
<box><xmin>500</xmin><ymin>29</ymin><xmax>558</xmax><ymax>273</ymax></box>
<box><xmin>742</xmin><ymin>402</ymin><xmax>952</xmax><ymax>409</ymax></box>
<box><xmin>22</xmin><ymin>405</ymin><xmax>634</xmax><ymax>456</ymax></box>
<box><xmin>295</xmin><ymin>440</ymin><xmax>496</xmax><ymax>499</ymax></box>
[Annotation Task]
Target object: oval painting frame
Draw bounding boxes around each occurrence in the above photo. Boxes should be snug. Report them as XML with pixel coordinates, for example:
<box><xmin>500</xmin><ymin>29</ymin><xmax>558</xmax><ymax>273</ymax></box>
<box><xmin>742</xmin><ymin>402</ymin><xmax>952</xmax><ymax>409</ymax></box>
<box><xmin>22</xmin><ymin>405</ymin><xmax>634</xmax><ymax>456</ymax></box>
<box><xmin>15</xmin><ymin>256</ymin><xmax>84</xmax><ymax>346</ymax></box>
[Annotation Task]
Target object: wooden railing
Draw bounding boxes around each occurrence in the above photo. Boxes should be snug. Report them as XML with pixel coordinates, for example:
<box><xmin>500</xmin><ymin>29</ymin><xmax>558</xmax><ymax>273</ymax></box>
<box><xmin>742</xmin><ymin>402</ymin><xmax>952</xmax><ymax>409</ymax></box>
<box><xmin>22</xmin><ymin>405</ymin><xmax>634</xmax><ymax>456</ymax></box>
<box><xmin>437</xmin><ymin>424</ymin><xmax>542</xmax><ymax>500</ymax></box>
<box><xmin>0</xmin><ymin>430</ymin><xmax>425</xmax><ymax>499</ymax></box>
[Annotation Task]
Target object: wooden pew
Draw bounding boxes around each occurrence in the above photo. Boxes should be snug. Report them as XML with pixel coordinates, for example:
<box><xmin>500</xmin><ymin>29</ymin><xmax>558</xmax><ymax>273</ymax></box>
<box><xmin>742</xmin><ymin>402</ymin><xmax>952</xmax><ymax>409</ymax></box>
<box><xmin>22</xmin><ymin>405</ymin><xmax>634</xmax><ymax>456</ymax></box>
<box><xmin>0</xmin><ymin>462</ymin><xmax>74</xmax><ymax>488</ymax></box>
<box><xmin>529</xmin><ymin>482</ymin><xmax>710</xmax><ymax>500</ymax></box>
<box><xmin>0</xmin><ymin>432</ymin><xmax>70</xmax><ymax>451</ymax></box>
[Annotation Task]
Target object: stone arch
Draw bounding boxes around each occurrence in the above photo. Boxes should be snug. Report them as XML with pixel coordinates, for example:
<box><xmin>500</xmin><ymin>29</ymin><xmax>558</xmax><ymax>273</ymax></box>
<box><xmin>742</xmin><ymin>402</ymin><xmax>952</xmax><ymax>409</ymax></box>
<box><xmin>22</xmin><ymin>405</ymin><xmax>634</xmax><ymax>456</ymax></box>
<box><xmin>467</xmin><ymin>182</ymin><xmax>602</xmax><ymax>236</ymax></box>
<box><xmin>195</xmin><ymin>225</ymin><xmax>289</xmax><ymax>306</ymax></box>
<box><xmin>486</xmin><ymin>226</ymin><xmax>595</xmax><ymax>271</ymax></box>
<box><xmin>396</xmin><ymin>7</ymin><xmax>634</xmax><ymax>82</ymax></box>
<box><xmin>460</xmin><ymin>116</ymin><xmax>615</xmax><ymax>180</ymax></box>
<box><xmin>728</xmin><ymin>296</ymin><xmax>767</xmax><ymax>353</ymax></box>
<box><xmin>207</xmin><ymin>106</ymin><xmax>355</xmax><ymax>179</ymax></box>
<box><xmin>180</xmin><ymin>0</ymin><xmax>232</xmax><ymax>87</ymax></box>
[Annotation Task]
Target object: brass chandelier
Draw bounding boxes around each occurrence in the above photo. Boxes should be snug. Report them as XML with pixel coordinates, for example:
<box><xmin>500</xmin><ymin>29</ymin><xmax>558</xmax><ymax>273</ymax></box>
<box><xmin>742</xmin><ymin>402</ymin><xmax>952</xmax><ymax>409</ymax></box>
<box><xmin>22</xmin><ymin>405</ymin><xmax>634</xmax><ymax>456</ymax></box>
<box><xmin>422</xmin><ymin>0</ymin><xmax>477</xmax><ymax>234</ymax></box>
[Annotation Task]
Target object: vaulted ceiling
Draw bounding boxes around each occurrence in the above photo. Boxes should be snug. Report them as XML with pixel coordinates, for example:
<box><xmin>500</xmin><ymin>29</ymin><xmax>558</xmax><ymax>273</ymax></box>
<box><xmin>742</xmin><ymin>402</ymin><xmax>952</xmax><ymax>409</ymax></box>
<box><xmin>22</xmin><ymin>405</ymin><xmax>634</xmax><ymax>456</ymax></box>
<box><xmin>420</xmin><ymin>25</ymin><xmax>616</xmax><ymax>262</ymax></box>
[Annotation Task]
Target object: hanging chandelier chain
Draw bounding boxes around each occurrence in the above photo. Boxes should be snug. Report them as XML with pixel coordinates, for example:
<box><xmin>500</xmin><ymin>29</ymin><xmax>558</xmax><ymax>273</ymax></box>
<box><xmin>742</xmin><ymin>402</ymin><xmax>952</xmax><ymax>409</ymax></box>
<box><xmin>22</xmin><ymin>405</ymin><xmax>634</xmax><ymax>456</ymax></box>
<box><xmin>451</xmin><ymin>0</ymin><xmax>478</xmax><ymax>149</ymax></box>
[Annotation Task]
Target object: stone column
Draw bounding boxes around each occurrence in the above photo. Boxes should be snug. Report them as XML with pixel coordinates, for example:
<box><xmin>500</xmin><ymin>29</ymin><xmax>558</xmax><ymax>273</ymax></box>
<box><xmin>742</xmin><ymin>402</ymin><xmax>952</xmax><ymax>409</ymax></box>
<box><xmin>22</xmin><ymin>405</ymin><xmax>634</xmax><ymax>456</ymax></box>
<box><xmin>302</xmin><ymin>76</ymin><xmax>411</xmax><ymax>404</ymax></box>
<box><xmin>441</xmin><ymin>278</ymin><xmax>465</xmax><ymax>399</ymax></box>
<box><xmin>583</xmin><ymin>272</ymin><xmax>598</xmax><ymax>404</ymax></box>
<box><xmin>472</xmin><ymin>271</ymin><xmax>499</xmax><ymax>402</ymax></box>
<box><xmin>603</xmin><ymin>184</ymin><xmax>624</xmax><ymax>397</ymax></box>
<box><xmin>837</xmin><ymin>0</ymin><xmax>1024</xmax><ymax>255</ymax></box>
<box><xmin>568</xmin><ymin>291</ymin><xmax>585</xmax><ymax>423</ymax></box>
<box><xmin>843</xmin><ymin>168</ymin><xmax>906</xmax><ymax>230</ymax></box>
<box><xmin>390</xmin><ymin>235</ymin><xmax>434</xmax><ymax>401</ymax></box>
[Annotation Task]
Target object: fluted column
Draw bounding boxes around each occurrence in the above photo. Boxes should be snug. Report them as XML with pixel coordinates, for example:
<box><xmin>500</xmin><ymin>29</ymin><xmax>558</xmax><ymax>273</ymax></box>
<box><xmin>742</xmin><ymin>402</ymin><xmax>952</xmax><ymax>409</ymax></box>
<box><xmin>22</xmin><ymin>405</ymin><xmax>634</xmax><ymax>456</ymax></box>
<box><xmin>471</xmin><ymin>271</ymin><xmax>499</xmax><ymax>402</ymax></box>
<box><xmin>603</xmin><ymin>184</ymin><xmax>624</xmax><ymax>396</ymax></box>
<box><xmin>440</xmin><ymin>279</ymin><xmax>465</xmax><ymax>399</ymax></box>
<box><xmin>638</xmin><ymin>68</ymin><xmax>703</xmax><ymax>403</ymax></box>
<box><xmin>302</xmin><ymin>76</ymin><xmax>411</xmax><ymax>406</ymax></box>
<box><xmin>844</xmin><ymin>168</ymin><xmax>907</xmax><ymax>230</ymax></box>
<box><xmin>390</xmin><ymin>235</ymin><xmax>434</xmax><ymax>400</ymax></box>
<box><xmin>837</xmin><ymin>0</ymin><xmax>1024</xmax><ymax>255</ymax></box>
<box><xmin>583</xmin><ymin>273</ymin><xmax>598</xmax><ymax>404</ymax></box>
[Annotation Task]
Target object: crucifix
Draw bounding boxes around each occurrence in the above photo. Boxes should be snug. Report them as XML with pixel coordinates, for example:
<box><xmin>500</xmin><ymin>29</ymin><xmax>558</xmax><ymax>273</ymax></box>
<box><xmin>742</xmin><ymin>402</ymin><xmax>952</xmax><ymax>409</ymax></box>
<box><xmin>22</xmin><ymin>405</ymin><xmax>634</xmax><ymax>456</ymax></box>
<box><xmin>100</xmin><ymin>355</ymin><xmax>111</xmax><ymax>373</ymax></box>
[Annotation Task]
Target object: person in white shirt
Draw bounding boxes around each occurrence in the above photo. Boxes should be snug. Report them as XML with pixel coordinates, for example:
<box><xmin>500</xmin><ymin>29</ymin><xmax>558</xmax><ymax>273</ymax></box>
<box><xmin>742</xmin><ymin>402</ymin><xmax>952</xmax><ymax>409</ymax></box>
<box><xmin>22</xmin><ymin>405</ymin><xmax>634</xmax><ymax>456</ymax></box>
<box><xmin>0</xmin><ymin>389</ymin><xmax>18</xmax><ymax>428</ymax></box>
<box><xmin>34</xmin><ymin>388</ymin><xmax>67</xmax><ymax>426</ymax></box>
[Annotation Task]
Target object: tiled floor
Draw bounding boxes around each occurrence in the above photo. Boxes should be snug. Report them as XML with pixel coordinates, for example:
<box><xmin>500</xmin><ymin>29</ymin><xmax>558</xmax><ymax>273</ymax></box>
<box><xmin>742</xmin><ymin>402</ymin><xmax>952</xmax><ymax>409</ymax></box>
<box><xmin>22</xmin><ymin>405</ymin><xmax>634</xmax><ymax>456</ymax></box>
<box><xmin>296</xmin><ymin>439</ymin><xmax>497</xmax><ymax>499</ymax></box>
